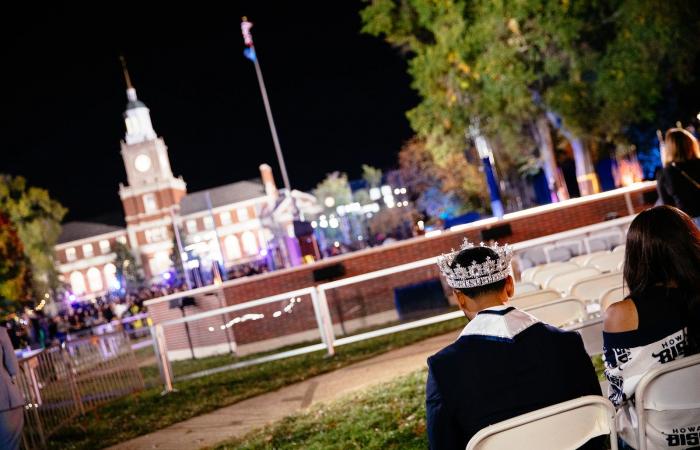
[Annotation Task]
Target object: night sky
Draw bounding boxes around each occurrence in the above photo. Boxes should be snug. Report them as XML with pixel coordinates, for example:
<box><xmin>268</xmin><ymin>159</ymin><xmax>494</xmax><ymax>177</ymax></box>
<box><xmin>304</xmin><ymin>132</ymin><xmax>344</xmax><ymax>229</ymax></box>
<box><xmin>0</xmin><ymin>2</ymin><xmax>418</xmax><ymax>223</ymax></box>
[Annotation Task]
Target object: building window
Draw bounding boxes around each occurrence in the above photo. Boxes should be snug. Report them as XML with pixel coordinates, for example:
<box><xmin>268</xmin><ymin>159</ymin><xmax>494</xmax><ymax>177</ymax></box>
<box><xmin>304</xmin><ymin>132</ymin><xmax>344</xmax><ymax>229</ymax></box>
<box><xmin>186</xmin><ymin>219</ymin><xmax>198</xmax><ymax>233</ymax></box>
<box><xmin>145</xmin><ymin>227</ymin><xmax>167</xmax><ymax>243</ymax></box>
<box><xmin>224</xmin><ymin>235</ymin><xmax>241</xmax><ymax>260</ymax></box>
<box><xmin>87</xmin><ymin>267</ymin><xmax>103</xmax><ymax>292</ymax></box>
<box><xmin>70</xmin><ymin>271</ymin><xmax>86</xmax><ymax>295</ymax></box>
<box><xmin>99</xmin><ymin>240</ymin><xmax>111</xmax><ymax>254</ymax></box>
<box><xmin>241</xmin><ymin>231</ymin><xmax>258</xmax><ymax>255</ymax></box>
<box><xmin>66</xmin><ymin>247</ymin><xmax>76</xmax><ymax>262</ymax></box>
<box><xmin>220</xmin><ymin>211</ymin><xmax>232</xmax><ymax>226</ymax></box>
<box><xmin>143</xmin><ymin>193</ymin><xmax>158</xmax><ymax>214</ymax></box>
<box><xmin>203</xmin><ymin>216</ymin><xmax>214</xmax><ymax>230</ymax></box>
<box><xmin>104</xmin><ymin>263</ymin><xmax>119</xmax><ymax>290</ymax></box>
<box><xmin>237</xmin><ymin>207</ymin><xmax>249</xmax><ymax>222</ymax></box>
<box><xmin>82</xmin><ymin>243</ymin><xmax>94</xmax><ymax>258</ymax></box>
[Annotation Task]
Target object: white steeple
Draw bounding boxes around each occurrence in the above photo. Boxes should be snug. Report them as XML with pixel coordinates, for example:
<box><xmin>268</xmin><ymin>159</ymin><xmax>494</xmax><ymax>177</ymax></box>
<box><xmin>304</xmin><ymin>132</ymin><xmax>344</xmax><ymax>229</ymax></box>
<box><xmin>121</xmin><ymin>56</ymin><xmax>157</xmax><ymax>145</ymax></box>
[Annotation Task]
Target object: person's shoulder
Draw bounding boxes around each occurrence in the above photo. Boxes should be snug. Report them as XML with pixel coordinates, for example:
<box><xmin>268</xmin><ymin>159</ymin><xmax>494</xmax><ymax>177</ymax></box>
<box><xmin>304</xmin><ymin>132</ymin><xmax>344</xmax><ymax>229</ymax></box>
<box><xmin>427</xmin><ymin>336</ymin><xmax>477</xmax><ymax>368</ymax></box>
<box><xmin>604</xmin><ymin>298</ymin><xmax>638</xmax><ymax>333</ymax></box>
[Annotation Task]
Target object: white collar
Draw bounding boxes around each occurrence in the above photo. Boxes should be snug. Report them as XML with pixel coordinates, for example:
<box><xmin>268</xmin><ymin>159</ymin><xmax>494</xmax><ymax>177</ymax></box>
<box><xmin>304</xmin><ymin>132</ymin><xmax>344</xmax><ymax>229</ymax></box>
<box><xmin>458</xmin><ymin>305</ymin><xmax>540</xmax><ymax>341</ymax></box>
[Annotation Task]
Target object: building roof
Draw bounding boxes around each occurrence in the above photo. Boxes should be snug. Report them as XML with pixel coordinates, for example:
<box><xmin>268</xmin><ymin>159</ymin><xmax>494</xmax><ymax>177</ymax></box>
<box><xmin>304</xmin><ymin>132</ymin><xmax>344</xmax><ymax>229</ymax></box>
<box><xmin>179</xmin><ymin>179</ymin><xmax>266</xmax><ymax>215</ymax></box>
<box><xmin>58</xmin><ymin>221</ymin><xmax>125</xmax><ymax>244</ymax></box>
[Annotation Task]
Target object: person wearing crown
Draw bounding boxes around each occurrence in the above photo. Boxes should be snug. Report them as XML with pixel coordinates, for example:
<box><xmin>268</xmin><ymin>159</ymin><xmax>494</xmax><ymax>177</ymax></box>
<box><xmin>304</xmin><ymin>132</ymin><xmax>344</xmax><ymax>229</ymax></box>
<box><xmin>426</xmin><ymin>240</ymin><xmax>602</xmax><ymax>449</ymax></box>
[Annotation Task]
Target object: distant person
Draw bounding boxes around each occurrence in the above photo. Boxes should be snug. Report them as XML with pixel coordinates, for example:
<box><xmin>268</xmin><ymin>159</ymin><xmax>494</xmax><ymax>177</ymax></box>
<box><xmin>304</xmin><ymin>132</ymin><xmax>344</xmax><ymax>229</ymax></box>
<box><xmin>0</xmin><ymin>325</ymin><xmax>23</xmax><ymax>449</ymax></box>
<box><xmin>657</xmin><ymin>128</ymin><xmax>700</xmax><ymax>223</ymax></box>
<box><xmin>426</xmin><ymin>241</ymin><xmax>602</xmax><ymax>449</ymax></box>
<box><xmin>603</xmin><ymin>206</ymin><xmax>700</xmax><ymax>449</ymax></box>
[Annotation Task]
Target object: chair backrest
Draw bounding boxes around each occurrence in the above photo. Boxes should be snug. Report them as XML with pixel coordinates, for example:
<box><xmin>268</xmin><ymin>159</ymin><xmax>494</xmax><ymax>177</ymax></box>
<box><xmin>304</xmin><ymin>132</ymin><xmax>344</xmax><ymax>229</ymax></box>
<box><xmin>569</xmin><ymin>272</ymin><xmax>624</xmax><ymax>303</ymax></box>
<box><xmin>543</xmin><ymin>246</ymin><xmax>572</xmax><ymax>263</ymax></box>
<box><xmin>599</xmin><ymin>286</ymin><xmax>626</xmax><ymax>312</ymax></box>
<box><xmin>509</xmin><ymin>289</ymin><xmax>562</xmax><ymax>309</ymax></box>
<box><xmin>522</xmin><ymin>247</ymin><xmax>548</xmax><ymax>266</ymax></box>
<box><xmin>612</xmin><ymin>244</ymin><xmax>626</xmax><ymax>254</ymax></box>
<box><xmin>513</xmin><ymin>281</ymin><xmax>540</xmax><ymax>295</ymax></box>
<box><xmin>634</xmin><ymin>353</ymin><xmax>700</xmax><ymax>450</ymax></box>
<box><xmin>569</xmin><ymin>251</ymin><xmax>610</xmax><ymax>268</ymax></box>
<box><xmin>545</xmin><ymin>268</ymin><xmax>601</xmax><ymax>293</ymax></box>
<box><xmin>524</xmin><ymin>298</ymin><xmax>588</xmax><ymax>327</ymax></box>
<box><xmin>585</xmin><ymin>252</ymin><xmax>624</xmax><ymax>273</ymax></box>
<box><xmin>531</xmin><ymin>263</ymin><xmax>579</xmax><ymax>287</ymax></box>
<box><xmin>465</xmin><ymin>395</ymin><xmax>618</xmax><ymax>450</ymax></box>
<box><xmin>585</xmin><ymin>230</ymin><xmax>624</xmax><ymax>253</ymax></box>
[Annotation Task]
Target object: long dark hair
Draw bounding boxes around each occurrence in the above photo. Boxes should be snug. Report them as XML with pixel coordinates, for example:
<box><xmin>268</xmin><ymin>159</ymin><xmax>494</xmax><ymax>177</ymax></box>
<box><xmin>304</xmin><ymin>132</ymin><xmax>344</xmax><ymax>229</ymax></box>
<box><xmin>623</xmin><ymin>205</ymin><xmax>700</xmax><ymax>353</ymax></box>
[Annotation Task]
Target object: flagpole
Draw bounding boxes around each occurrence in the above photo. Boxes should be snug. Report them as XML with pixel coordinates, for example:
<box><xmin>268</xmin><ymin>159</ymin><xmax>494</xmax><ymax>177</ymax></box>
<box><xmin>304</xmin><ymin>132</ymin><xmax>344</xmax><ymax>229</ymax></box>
<box><xmin>241</xmin><ymin>17</ymin><xmax>298</xmax><ymax>219</ymax></box>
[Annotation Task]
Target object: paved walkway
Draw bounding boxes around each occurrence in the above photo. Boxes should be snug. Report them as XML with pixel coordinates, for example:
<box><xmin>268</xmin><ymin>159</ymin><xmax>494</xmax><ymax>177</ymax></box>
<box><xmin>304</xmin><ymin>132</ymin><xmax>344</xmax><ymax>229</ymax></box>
<box><xmin>109</xmin><ymin>332</ymin><xmax>456</xmax><ymax>450</ymax></box>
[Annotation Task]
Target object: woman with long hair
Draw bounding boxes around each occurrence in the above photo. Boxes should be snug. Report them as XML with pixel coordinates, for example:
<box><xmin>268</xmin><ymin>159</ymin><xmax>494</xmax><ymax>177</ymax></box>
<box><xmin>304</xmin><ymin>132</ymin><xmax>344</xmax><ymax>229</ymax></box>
<box><xmin>604</xmin><ymin>205</ymin><xmax>700</xmax><ymax>448</ymax></box>
<box><xmin>657</xmin><ymin>128</ymin><xmax>700</xmax><ymax>221</ymax></box>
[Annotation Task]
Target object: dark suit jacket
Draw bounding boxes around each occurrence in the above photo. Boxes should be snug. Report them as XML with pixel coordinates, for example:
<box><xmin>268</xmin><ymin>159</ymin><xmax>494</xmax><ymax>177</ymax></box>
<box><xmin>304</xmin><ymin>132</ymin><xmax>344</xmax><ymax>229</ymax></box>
<box><xmin>0</xmin><ymin>328</ymin><xmax>24</xmax><ymax>411</ymax></box>
<box><xmin>426</xmin><ymin>322</ymin><xmax>602</xmax><ymax>450</ymax></box>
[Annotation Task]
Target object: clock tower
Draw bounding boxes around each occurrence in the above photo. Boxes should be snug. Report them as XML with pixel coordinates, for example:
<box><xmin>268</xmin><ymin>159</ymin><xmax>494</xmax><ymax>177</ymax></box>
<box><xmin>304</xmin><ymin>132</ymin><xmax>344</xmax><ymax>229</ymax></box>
<box><xmin>117</xmin><ymin>58</ymin><xmax>186</xmax><ymax>278</ymax></box>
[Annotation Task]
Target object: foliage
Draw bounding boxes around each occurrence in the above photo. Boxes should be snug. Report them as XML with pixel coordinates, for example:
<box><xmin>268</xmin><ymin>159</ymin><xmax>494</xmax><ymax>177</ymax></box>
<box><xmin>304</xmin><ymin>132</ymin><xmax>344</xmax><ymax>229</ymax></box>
<box><xmin>367</xmin><ymin>206</ymin><xmax>414</xmax><ymax>239</ymax></box>
<box><xmin>112</xmin><ymin>241</ymin><xmax>144</xmax><ymax>290</ymax></box>
<box><xmin>48</xmin><ymin>318</ymin><xmax>466</xmax><ymax>450</ymax></box>
<box><xmin>0</xmin><ymin>213</ymin><xmax>32</xmax><ymax>315</ymax></box>
<box><xmin>0</xmin><ymin>175</ymin><xmax>66</xmax><ymax>305</ymax></box>
<box><xmin>361</xmin><ymin>0</ymin><xmax>700</xmax><ymax>188</ymax></box>
<box><xmin>313</xmin><ymin>172</ymin><xmax>353</xmax><ymax>214</ymax></box>
<box><xmin>398</xmin><ymin>137</ymin><xmax>486</xmax><ymax>215</ymax></box>
<box><xmin>361</xmin><ymin>164</ymin><xmax>383</xmax><ymax>188</ymax></box>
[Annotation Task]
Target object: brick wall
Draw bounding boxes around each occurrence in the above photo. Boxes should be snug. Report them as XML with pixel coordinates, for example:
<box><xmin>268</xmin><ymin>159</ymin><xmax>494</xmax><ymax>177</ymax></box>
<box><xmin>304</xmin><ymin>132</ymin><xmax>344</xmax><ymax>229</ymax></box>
<box><xmin>148</xmin><ymin>183</ymin><xmax>657</xmax><ymax>357</ymax></box>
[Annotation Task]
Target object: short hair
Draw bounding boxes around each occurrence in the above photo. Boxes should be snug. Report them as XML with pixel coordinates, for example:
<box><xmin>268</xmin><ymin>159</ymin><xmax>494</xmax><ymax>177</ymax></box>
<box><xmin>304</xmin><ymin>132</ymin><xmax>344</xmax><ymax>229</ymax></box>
<box><xmin>664</xmin><ymin>128</ymin><xmax>700</xmax><ymax>165</ymax></box>
<box><xmin>450</xmin><ymin>246</ymin><xmax>507</xmax><ymax>298</ymax></box>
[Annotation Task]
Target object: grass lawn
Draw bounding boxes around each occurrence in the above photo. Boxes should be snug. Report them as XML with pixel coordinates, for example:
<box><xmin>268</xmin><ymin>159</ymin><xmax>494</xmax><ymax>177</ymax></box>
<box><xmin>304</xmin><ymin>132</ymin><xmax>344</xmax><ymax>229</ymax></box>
<box><xmin>48</xmin><ymin>317</ymin><xmax>465</xmax><ymax>450</ymax></box>
<box><xmin>216</xmin><ymin>358</ymin><xmax>608</xmax><ymax>450</ymax></box>
<box><xmin>215</xmin><ymin>369</ymin><xmax>430</xmax><ymax>450</ymax></box>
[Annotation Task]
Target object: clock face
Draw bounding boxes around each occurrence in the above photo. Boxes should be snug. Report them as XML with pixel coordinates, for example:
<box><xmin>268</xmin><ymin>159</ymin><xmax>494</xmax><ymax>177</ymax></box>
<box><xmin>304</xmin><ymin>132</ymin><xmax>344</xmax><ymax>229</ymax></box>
<box><xmin>134</xmin><ymin>154</ymin><xmax>152</xmax><ymax>173</ymax></box>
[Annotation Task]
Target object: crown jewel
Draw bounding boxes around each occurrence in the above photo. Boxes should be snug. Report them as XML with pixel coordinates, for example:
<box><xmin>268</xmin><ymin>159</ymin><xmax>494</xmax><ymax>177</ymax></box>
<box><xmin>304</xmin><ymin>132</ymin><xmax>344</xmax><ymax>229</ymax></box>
<box><xmin>437</xmin><ymin>239</ymin><xmax>513</xmax><ymax>289</ymax></box>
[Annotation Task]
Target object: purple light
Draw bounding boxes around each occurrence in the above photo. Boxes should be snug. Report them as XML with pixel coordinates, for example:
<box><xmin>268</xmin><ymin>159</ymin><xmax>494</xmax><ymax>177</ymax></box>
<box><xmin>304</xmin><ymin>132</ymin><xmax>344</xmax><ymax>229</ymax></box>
<box><xmin>162</xmin><ymin>272</ymin><xmax>171</xmax><ymax>280</ymax></box>
<box><xmin>68</xmin><ymin>294</ymin><xmax>76</xmax><ymax>301</ymax></box>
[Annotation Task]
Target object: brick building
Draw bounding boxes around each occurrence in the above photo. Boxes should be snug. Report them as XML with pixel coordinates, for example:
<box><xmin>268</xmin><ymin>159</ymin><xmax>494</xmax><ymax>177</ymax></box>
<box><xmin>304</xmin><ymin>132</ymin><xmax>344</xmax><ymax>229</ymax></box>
<box><xmin>55</xmin><ymin>69</ymin><xmax>316</xmax><ymax>299</ymax></box>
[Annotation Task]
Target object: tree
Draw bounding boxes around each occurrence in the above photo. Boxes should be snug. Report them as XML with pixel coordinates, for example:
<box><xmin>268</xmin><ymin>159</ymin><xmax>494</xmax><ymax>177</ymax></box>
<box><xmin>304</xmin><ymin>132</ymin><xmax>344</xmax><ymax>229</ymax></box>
<box><xmin>0</xmin><ymin>175</ymin><xmax>67</xmax><ymax>302</ymax></box>
<box><xmin>113</xmin><ymin>241</ymin><xmax>143</xmax><ymax>290</ymax></box>
<box><xmin>313</xmin><ymin>172</ymin><xmax>353</xmax><ymax>215</ymax></box>
<box><xmin>0</xmin><ymin>213</ymin><xmax>32</xmax><ymax>316</ymax></box>
<box><xmin>398</xmin><ymin>137</ymin><xmax>487</xmax><ymax>216</ymax></box>
<box><xmin>361</xmin><ymin>0</ymin><xmax>700</xmax><ymax>197</ymax></box>
<box><xmin>361</xmin><ymin>164</ymin><xmax>383</xmax><ymax>188</ymax></box>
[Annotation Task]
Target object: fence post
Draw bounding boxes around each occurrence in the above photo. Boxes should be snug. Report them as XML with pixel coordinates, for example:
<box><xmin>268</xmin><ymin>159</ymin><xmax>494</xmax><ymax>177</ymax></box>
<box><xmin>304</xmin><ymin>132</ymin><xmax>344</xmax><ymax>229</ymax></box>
<box><xmin>315</xmin><ymin>288</ymin><xmax>336</xmax><ymax>356</ymax></box>
<box><xmin>152</xmin><ymin>324</ymin><xmax>175</xmax><ymax>394</ymax></box>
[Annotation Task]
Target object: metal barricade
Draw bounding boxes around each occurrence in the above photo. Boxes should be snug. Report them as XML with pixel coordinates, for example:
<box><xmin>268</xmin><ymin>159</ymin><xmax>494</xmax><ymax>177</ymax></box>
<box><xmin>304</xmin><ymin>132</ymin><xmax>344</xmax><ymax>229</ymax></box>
<box><xmin>19</xmin><ymin>331</ymin><xmax>144</xmax><ymax>449</ymax></box>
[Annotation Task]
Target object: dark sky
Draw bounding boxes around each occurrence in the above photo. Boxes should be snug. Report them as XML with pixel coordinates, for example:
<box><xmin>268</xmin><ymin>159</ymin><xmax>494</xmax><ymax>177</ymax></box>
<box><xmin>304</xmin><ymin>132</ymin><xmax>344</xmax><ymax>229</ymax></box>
<box><xmin>0</xmin><ymin>2</ymin><xmax>418</xmax><ymax>223</ymax></box>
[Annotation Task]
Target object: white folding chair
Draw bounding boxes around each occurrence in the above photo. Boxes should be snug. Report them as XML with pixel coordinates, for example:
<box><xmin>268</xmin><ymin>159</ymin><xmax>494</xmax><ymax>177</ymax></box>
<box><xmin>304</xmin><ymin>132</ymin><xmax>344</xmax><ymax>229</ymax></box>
<box><xmin>612</xmin><ymin>244</ymin><xmax>626</xmax><ymax>253</ymax></box>
<box><xmin>569</xmin><ymin>250</ymin><xmax>610</xmax><ymax>267</ymax></box>
<box><xmin>524</xmin><ymin>298</ymin><xmax>588</xmax><ymax>327</ymax></box>
<box><xmin>569</xmin><ymin>272</ymin><xmax>624</xmax><ymax>303</ymax></box>
<box><xmin>545</xmin><ymin>268</ymin><xmax>600</xmax><ymax>293</ymax></box>
<box><xmin>599</xmin><ymin>286</ymin><xmax>626</xmax><ymax>312</ymax></box>
<box><xmin>522</xmin><ymin>262</ymin><xmax>573</xmax><ymax>284</ymax></box>
<box><xmin>513</xmin><ymin>281</ymin><xmax>539</xmax><ymax>295</ymax></box>
<box><xmin>531</xmin><ymin>263</ymin><xmax>579</xmax><ymax>287</ymax></box>
<box><xmin>465</xmin><ymin>395</ymin><xmax>618</xmax><ymax>450</ymax></box>
<box><xmin>585</xmin><ymin>252</ymin><xmax>624</xmax><ymax>273</ymax></box>
<box><xmin>634</xmin><ymin>353</ymin><xmax>700</xmax><ymax>450</ymax></box>
<box><xmin>509</xmin><ymin>289</ymin><xmax>562</xmax><ymax>309</ymax></box>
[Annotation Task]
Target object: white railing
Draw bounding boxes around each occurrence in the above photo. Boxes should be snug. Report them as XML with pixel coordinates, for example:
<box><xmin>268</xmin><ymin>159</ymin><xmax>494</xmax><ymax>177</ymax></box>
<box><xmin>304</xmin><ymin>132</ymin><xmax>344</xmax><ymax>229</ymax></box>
<box><xmin>149</xmin><ymin>216</ymin><xmax>632</xmax><ymax>391</ymax></box>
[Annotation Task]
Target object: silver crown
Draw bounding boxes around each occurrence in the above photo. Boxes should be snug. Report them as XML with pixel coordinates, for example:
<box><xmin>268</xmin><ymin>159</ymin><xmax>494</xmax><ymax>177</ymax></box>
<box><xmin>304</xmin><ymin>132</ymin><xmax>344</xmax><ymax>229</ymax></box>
<box><xmin>437</xmin><ymin>239</ymin><xmax>513</xmax><ymax>289</ymax></box>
